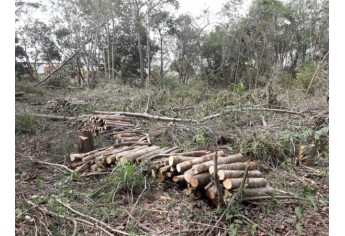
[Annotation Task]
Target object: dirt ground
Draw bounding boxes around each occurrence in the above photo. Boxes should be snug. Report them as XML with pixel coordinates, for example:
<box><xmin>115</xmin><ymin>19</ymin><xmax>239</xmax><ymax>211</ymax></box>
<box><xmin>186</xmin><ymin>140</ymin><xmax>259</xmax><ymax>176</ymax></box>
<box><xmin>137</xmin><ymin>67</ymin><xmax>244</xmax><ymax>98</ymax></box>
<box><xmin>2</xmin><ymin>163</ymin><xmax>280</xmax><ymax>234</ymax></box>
<box><xmin>15</xmin><ymin>82</ymin><xmax>329</xmax><ymax>236</ymax></box>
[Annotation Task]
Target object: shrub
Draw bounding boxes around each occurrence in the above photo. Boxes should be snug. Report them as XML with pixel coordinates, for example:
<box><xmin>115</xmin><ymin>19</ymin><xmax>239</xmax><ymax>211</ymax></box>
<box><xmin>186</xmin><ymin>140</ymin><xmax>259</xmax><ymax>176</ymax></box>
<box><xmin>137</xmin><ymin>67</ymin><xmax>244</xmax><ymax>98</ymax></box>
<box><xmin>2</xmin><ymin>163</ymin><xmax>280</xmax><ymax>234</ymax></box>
<box><xmin>15</xmin><ymin>114</ymin><xmax>39</xmax><ymax>135</ymax></box>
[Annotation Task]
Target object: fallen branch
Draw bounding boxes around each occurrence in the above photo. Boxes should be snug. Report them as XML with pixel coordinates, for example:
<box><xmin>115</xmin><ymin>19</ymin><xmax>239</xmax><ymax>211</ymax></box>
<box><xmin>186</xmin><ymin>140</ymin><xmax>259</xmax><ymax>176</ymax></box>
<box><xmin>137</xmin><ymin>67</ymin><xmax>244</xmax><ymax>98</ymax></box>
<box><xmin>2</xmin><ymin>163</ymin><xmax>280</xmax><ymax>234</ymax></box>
<box><xmin>94</xmin><ymin>111</ymin><xmax>196</xmax><ymax>123</ymax></box>
<box><xmin>36</xmin><ymin>160</ymin><xmax>74</xmax><ymax>173</ymax></box>
<box><xmin>31</xmin><ymin>114</ymin><xmax>73</xmax><ymax>121</ymax></box>
<box><xmin>56</xmin><ymin>200</ymin><xmax>128</xmax><ymax>235</ymax></box>
<box><xmin>26</xmin><ymin>200</ymin><xmax>114</xmax><ymax>235</ymax></box>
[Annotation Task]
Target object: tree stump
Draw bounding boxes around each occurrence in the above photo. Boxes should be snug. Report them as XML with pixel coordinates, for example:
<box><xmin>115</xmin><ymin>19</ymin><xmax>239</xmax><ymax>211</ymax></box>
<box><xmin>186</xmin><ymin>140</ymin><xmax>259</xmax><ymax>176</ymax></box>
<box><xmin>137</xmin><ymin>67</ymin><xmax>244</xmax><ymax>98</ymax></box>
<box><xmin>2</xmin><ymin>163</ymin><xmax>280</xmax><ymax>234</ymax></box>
<box><xmin>78</xmin><ymin>130</ymin><xmax>94</xmax><ymax>153</ymax></box>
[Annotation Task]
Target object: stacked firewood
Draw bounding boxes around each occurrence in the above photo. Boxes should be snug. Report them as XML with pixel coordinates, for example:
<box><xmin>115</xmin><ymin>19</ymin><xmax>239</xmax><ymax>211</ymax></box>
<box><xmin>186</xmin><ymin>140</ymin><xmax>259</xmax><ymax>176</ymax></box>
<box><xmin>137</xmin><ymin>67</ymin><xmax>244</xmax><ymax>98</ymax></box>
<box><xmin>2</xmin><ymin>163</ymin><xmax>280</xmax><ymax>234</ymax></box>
<box><xmin>85</xmin><ymin>115</ymin><xmax>136</xmax><ymax>136</ymax></box>
<box><xmin>68</xmin><ymin>145</ymin><xmax>181</xmax><ymax>174</ymax></box>
<box><xmin>153</xmin><ymin>151</ymin><xmax>273</xmax><ymax>205</ymax></box>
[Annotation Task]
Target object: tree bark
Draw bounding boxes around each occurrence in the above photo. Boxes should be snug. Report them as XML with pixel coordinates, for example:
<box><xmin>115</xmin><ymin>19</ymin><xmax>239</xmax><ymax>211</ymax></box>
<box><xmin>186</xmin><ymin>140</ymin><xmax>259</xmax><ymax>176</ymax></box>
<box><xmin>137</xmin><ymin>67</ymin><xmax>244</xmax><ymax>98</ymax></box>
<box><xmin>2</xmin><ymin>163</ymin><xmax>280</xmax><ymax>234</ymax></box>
<box><xmin>218</xmin><ymin>170</ymin><xmax>263</xmax><ymax>181</ymax></box>
<box><xmin>190</xmin><ymin>172</ymin><xmax>211</xmax><ymax>188</ymax></box>
<box><xmin>209</xmin><ymin>162</ymin><xmax>256</xmax><ymax>174</ymax></box>
<box><xmin>192</xmin><ymin>153</ymin><xmax>244</xmax><ymax>175</ymax></box>
<box><xmin>176</xmin><ymin>151</ymin><xmax>225</xmax><ymax>173</ymax></box>
<box><xmin>223</xmin><ymin>178</ymin><xmax>267</xmax><ymax>190</ymax></box>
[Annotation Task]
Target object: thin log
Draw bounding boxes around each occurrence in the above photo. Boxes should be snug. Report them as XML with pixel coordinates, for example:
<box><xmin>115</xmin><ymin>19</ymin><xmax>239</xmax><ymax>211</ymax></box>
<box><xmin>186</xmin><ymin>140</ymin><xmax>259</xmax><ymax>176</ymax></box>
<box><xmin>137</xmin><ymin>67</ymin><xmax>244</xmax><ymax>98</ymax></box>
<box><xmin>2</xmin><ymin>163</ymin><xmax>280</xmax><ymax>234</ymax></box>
<box><xmin>107</xmin><ymin>146</ymin><xmax>149</xmax><ymax>164</ymax></box>
<box><xmin>70</xmin><ymin>147</ymin><xmax>107</xmax><ymax>161</ymax></box>
<box><xmin>94</xmin><ymin>111</ymin><xmax>196</xmax><ymax>123</ymax></box>
<box><xmin>176</xmin><ymin>151</ymin><xmax>225</xmax><ymax>173</ymax></box>
<box><xmin>218</xmin><ymin>170</ymin><xmax>263</xmax><ymax>181</ymax></box>
<box><xmin>159</xmin><ymin>165</ymin><xmax>172</xmax><ymax>175</ymax></box>
<box><xmin>180</xmin><ymin>150</ymin><xmax>208</xmax><ymax>157</ymax></box>
<box><xmin>168</xmin><ymin>156</ymin><xmax>199</xmax><ymax>167</ymax></box>
<box><xmin>136</xmin><ymin>147</ymin><xmax>169</xmax><ymax>162</ymax></box>
<box><xmin>172</xmin><ymin>174</ymin><xmax>185</xmax><ymax>183</ymax></box>
<box><xmin>192</xmin><ymin>153</ymin><xmax>244</xmax><ymax>174</ymax></box>
<box><xmin>190</xmin><ymin>173</ymin><xmax>211</xmax><ymax>188</ymax></box>
<box><xmin>223</xmin><ymin>178</ymin><xmax>267</xmax><ymax>190</ymax></box>
<box><xmin>240</xmin><ymin>187</ymin><xmax>275</xmax><ymax>198</ymax></box>
<box><xmin>81</xmin><ymin>147</ymin><xmax>116</xmax><ymax>163</ymax></box>
<box><xmin>119</xmin><ymin>146</ymin><xmax>160</xmax><ymax>164</ymax></box>
<box><xmin>74</xmin><ymin>161</ymin><xmax>90</xmax><ymax>173</ymax></box>
<box><xmin>209</xmin><ymin>162</ymin><xmax>256</xmax><ymax>175</ymax></box>
<box><xmin>206</xmin><ymin>185</ymin><xmax>218</xmax><ymax>200</ymax></box>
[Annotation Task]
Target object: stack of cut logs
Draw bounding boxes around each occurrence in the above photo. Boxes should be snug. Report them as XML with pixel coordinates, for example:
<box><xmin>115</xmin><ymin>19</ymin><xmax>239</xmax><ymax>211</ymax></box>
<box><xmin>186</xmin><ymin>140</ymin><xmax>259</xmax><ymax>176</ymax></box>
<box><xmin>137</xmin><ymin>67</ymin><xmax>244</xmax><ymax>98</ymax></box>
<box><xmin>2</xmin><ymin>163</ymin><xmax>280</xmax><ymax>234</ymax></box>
<box><xmin>85</xmin><ymin>114</ymin><xmax>137</xmax><ymax>136</ymax></box>
<box><xmin>69</xmin><ymin>145</ymin><xmax>181</xmax><ymax>174</ymax></box>
<box><xmin>154</xmin><ymin>151</ymin><xmax>273</xmax><ymax>205</ymax></box>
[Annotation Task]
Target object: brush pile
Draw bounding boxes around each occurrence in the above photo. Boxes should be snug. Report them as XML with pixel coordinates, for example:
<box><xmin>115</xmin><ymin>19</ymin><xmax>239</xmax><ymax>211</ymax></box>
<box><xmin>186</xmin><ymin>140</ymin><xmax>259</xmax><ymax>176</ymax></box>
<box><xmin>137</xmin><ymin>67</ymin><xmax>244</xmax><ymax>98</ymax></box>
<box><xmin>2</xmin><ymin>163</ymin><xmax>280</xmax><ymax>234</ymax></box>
<box><xmin>45</xmin><ymin>98</ymin><xmax>88</xmax><ymax>112</ymax></box>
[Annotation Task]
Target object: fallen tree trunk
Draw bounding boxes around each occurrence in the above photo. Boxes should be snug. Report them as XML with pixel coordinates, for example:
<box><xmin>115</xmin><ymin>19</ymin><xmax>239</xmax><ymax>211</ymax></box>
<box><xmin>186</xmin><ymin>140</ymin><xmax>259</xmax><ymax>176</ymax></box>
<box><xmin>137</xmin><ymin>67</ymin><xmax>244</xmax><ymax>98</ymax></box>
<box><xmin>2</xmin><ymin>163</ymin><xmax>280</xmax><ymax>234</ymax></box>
<box><xmin>223</xmin><ymin>178</ymin><xmax>267</xmax><ymax>190</ymax></box>
<box><xmin>241</xmin><ymin>187</ymin><xmax>275</xmax><ymax>198</ymax></box>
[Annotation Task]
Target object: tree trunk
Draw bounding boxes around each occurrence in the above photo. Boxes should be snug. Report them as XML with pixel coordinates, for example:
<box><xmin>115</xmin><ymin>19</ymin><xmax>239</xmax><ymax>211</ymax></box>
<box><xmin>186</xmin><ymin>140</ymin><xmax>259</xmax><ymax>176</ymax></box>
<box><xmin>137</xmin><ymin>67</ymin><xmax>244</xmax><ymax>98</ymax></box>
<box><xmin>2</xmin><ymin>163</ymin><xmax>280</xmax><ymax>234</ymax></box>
<box><xmin>160</xmin><ymin>31</ymin><xmax>164</xmax><ymax>81</ymax></box>
<box><xmin>146</xmin><ymin>13</ymin><xmax>150</xmax><ymax>89</ymax></box>
<box><xmin>138</xmin><ymin>33</ymin><xmax>145</xmax><ymax>86</ymax></box>
<box><xmin>78</xmin><ymin>130</ymin><xmax>94</xmax><ymax>153</ymax></box>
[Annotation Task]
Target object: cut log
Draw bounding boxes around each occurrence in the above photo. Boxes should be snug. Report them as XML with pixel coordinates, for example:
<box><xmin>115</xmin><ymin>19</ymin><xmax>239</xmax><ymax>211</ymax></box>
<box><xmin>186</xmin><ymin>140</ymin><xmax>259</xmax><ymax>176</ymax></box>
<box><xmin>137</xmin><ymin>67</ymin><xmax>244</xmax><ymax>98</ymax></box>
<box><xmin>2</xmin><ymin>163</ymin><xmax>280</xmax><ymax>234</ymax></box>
<box><xmin>119</xmin><ymin>146</ymin><xmax>161</xmax><ymax>164</ymax></box>
<box><xmin>224</xmin><ymin>189</ymin><xmax>232</xmax><ymax>198</ymax></box>
<box><xmin>192</xmin><ymin>153</ymin><xmax>244</xmax><ymax>174</ymax></box>
<box><xmin>176</xmin><ymin>151</ymin><xmax>225</xmax><ymax>173</ymax></box>
<box><xmin>180</xmin><ymin>150</ymin><xmax>208</xmax><ymax>157</ymax></box>
<box><xmin>218</xmin><ymin>170</ymin><xmax>263</xmax><ymax>181</ymax></box>
<box><xmin>223</xmin><ymin>178</ymin><xmax>267</xmax><ymax>190</ymax></box>
<box><xmin>70</xmin><ymin>147</ymin><xmax>107</xmax><ymax>161</ymax></box>
<box><xmin>172</xmin><ymin>175</ymin><xmax>185</xmax><ymax>183</ymax></box>
<box><xmin>159</xmin><ymin>165</ymin><xmax>172</xmax><ymax>175</ymax></box>
<box><xmin>78</xmin><ymin>130</ymin><xmax>94</xmax><ymax>153</ymax></box>
<box><xmin>183</xmin><ymin>169</ymin><xmax>195</xmax><ymax>183</ymax></box>
<box><xmin>136</xmin><ymin>147</ymin><xmax>169</xmax><ymax>162</ymax></box>
<box><xmin>81</xmin><ymin>146</ymin><xmax>117</xmax><ymax>163</ymax></box>
<box><xmin>190</xmin><ymin>173</ymin><xmax>211</xmax><ymax>188</ymax></box>
<box><xmin>106</xmin><ymin>146</ymin><xmax>148</xmax><ymax>164</ymax></box>
<box><xmin>209</xmin><ymin>162</ymin><xmax>256</xmax><ymax>175</ymax></box>
<box><xmin>241</xmin><ymin>187</ymin><xmax>275</xmax><ymax>198</ymax></box>
<box><xmin>206</xmin><ymin>185</ymin><xmax>218</xmax><ymax>200</ymax></box>
<box><xmin>168</xmin><ymin>156</ymin><xmax>199</xmax><ymax>167</ymax></box>
<box><xmin>74</xmin><ymin>161</ymin><xmax>91</xmax><ymax>173</ymax></box>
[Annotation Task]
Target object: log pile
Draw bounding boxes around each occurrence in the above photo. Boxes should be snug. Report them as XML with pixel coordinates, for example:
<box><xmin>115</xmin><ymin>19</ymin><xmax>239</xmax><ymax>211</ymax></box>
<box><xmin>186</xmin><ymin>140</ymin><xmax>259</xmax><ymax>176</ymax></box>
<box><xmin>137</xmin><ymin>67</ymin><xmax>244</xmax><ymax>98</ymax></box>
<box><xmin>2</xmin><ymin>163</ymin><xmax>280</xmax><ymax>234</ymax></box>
<box><xmin>152</xmin><ymin>151</ymin><xmax>273</xmax><ymax>204</ymax></box>
<box><xmin>68</xmin><ymin>144</ymin><xmax>181</xmax><ymax>174</ymax></box>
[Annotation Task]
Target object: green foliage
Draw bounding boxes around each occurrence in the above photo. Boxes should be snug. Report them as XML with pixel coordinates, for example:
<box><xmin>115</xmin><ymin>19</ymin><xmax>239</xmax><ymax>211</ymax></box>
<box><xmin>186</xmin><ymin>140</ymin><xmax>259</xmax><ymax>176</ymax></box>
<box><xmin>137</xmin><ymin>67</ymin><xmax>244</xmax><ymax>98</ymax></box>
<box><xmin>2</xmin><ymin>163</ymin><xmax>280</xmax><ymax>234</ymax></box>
<box><xmin>296</xmin><ymin>65</ymin><xmax>317</xmax><ymax>92</ymax></box>
<box><xmin>162</xmin><ymin>76</ymin><xmax>178</xmax><ymax>90</ymax></box>
<box><xmin>91</xmin><ymin>163</ymin><xmax>144</xmax><ymax>202</ymax></box>
<box><xmin>15</xmin><ymin>114</ymin><xmax>39</xmax><ymax>135</ymax></box>
<box><xmin>195</xmin><ymin>131</ymin><xmax>208</xmax><ymax>148</ymax></box>
<box><xmin>234</xmin><ymin>82</ymin><xmax>246</xmax><ymax>93</ymax></box>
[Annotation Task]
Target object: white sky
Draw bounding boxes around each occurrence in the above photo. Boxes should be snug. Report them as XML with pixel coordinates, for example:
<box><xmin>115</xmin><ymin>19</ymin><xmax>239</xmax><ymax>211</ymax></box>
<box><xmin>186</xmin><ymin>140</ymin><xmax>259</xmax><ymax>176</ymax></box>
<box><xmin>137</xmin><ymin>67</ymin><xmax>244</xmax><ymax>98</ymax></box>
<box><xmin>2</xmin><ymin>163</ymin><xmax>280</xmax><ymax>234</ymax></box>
<box><xmin>178</xmin><ymin>0</ymin><xmax>227</xmax><ymax>16</ymax></box>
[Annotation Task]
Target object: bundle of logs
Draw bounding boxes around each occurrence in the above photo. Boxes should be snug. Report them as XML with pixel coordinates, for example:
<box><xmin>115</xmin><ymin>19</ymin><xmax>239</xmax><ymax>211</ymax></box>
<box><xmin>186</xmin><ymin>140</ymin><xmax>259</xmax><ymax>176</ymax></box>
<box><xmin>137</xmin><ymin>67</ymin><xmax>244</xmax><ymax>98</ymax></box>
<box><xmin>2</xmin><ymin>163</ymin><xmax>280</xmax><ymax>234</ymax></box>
<box><xmin>68</xmin><ymin>144</ymin><xmax>181</xmax><ymax>174</ymax></box>
<box><xmin>45</xmin><ymin>98</ymin><xmax>89</xmax><ymax>112</ymax></box>
<box><xmin>153</xmin><ymin>151</ymin><xmax>273</xmax><ymax>205</ymax></box>
<box><xmin>85</xmin><ymin>115</ymin><xmax>138</xmax><ymax>136</ymax></box>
